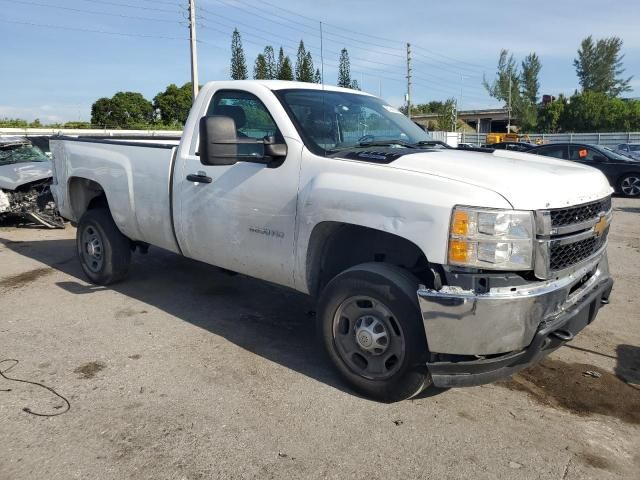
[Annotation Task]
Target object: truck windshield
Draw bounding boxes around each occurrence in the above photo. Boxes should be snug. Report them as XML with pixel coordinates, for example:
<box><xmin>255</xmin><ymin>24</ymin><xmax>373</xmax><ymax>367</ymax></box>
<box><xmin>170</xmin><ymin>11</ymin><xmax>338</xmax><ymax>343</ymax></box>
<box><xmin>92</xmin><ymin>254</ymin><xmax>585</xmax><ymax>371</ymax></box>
<box><xmin>276</xmin><ymin>89</ymin><xmax>432</xmax><ymax>154</ymax></box>
<box><xmin>0</xmin><ymin>144</ymin><xmax>49</xmax><ymax>165</ymax></box>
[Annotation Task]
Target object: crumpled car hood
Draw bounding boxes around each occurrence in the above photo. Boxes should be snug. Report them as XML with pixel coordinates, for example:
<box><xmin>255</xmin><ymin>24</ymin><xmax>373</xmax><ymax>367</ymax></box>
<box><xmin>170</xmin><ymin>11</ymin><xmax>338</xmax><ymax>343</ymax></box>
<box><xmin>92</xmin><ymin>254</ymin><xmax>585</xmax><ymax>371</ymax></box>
<box><xmin>379</xmin><ymin>149</ymin><xmax>613</xmax><ymax>210</ymax></box>
<box><xmin>0</xmin><ymin>161</ymin><xmax>52</xmax><ymax>190</ymax></box>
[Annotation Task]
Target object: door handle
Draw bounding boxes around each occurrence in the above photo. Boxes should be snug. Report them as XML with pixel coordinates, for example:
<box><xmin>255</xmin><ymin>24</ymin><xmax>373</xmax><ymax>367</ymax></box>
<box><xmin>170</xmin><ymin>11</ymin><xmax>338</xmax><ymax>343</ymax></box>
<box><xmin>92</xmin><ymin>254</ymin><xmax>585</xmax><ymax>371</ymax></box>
<box><xmin>186</xmin><ymin>172</ymin><xmax>212</xmax><ymax>184</ymax></box>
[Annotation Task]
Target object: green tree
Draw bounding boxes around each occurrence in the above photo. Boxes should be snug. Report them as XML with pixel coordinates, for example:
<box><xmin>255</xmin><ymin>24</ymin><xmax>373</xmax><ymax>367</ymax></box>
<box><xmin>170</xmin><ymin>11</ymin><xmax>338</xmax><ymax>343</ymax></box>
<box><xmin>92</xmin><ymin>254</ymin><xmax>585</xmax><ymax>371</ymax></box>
<box><xmin>29</xmin><ymin>118</ymin><xmax>42</xmax><ymax>128</ymax></box>
<box><xmin>484</xmin><ymin>49</ymin><xmax>543</xmax><ymax>131</ymax></box>
<box><xmin>91</xmin><ymin>97</ymin><xmax>114</xmax><ymax>127</ymax></box>
<box><xmin>253</xmin><ymin>54</ymin><xmax>269</xmax><ymax>80</ymax></box>
<box><xmin>574</xmin><ymin>36</ymin><xmax>632</xmax><ymax>97</ymax></box>
<box><xmin>63</xmin><ymin>121</ymin><xmax>92</xmax><ymax>129</ymax></box>
<box><xmin>314</xmin><ymin>68</ymin><xmax>321</xmax><ymax>83</ymax></box>
<box><xmin>277</xmin><ymin>47</ymin><xmax>285</xmax><ymax>76</ymax></box>
<box><xmin>517</xmin><ymin>53</ymin><xmax>542</xmax><ymax>131</ymax></box>
<box><xmin>230</xmin><ymin>28</ymin><xmax>248</xmax><ymax>80</ymax></box>
<box><xmin>435</xmin><ymin>99</ymin><xmax>457</xmax><ymax>131</ymax></box>
<box><xmin>276</xmin><ymin>47</ymin><xmax>293</xmax><ymax>80</ymax></box>
<box><xmin>483</xmin><ymin>50</ymin><xmax>520</xmax><ymax>105</ymax></box>
<box><xmin>562</xmin><ymin>91</ymin><xmax>611</xmax><ymax>131</ymax></box>
<box><xmin>263</xmin><ymin>46</ymin><xmax>277</xmax><ymax>79</ymax></box>
<box><xmin>538</xmin><ymin>96</ymin><xmax>566</xmax><ymax>133</ymax></box>
<box><xmin>338</xmin><ymin>48</ymin><xmax>352</xmax><ymax>88</ymax></box>
<box><xmin>0</xmin><ymin>118</ymin><xmax>28</xmax><ymax>127</ymax></box>
<box><xmin>153</xmin><ymin>83</ymin><xmax>193</xmax><ymax>126</ymax></box>
<box><xmin>295</xmin><ymin>41</ymin><xmax>315</xmax><ymax>82</ymax></box>
<box><xmin>521</xmin><ymin>53</ymin><xmax>541</xmax><ymax>104</ymax></box>
<box><xmin>91</xmin><ymin>92</ymin><xmax>153</xmax><ymax>128</ymax></box>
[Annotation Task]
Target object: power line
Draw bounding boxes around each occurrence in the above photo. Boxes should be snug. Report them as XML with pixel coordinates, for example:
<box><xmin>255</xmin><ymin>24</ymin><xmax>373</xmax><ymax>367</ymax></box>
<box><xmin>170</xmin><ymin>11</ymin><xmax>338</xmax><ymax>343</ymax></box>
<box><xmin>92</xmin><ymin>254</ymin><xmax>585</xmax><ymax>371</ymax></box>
<box><xmin>412</xmin><ymin>45</ymin><xmax>493</xmax><ymax>71</ymax></box>
<box><xmin>1</xmin><ymin>18</ymin><xmax>187</xmax><ymax>40</ymax></box>
<box><xmin>2</xmin><ymin>0</ymin><xmax>182</xmax><ymax>24</ymax></box>
<box><xmin>75</xmin><ymin>0</ymin><xmax>181</xmax><ymax>14</ymax></box>
<box><xmin>197</xmin><ymin>9</ymin><xmax>320</xmax><ymax>51</ymax></box>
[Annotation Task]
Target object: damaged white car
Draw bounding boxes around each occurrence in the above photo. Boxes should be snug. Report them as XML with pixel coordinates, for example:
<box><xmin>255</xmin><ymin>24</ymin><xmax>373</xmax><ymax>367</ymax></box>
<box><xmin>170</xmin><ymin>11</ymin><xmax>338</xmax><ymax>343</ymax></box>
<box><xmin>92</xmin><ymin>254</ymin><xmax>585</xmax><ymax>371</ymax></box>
<box><xmin>0</xmin><ymin>136</ymin><xmax>64</xmax><ymax>228</ymax></box>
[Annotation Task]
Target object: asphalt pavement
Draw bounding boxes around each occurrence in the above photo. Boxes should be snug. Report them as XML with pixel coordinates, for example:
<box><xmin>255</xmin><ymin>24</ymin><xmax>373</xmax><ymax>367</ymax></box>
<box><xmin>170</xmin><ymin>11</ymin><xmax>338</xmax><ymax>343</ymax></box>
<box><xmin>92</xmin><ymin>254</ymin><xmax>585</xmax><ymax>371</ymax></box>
<box><xmin>1</xmin><ymin>198</ymin><xmax>639</xmax><ymax>479</ymax></box>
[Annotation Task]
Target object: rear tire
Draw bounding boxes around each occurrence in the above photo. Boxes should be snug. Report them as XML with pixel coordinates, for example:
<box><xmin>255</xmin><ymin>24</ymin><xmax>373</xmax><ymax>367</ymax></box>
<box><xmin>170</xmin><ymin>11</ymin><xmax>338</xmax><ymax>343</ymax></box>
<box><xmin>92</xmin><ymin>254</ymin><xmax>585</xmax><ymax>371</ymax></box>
<box><xmin>317</xmin><ymin>263</ymin><xmax>431</xmax><ymax>402</ymax></box>
<box><xmin>76</xmin><ymin>208</ymin><xmax>131</xmax><ymax>285</ymax></box>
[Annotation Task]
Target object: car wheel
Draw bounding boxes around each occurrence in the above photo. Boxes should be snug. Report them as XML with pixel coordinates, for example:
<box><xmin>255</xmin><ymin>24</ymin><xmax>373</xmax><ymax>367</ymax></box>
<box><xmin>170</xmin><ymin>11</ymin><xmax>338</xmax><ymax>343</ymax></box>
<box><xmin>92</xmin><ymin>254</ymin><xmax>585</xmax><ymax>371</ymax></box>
<box><xmin>619</xmin><ymin>174</ymin><xmax>640</xmax><ymax>197</ymax></box>
<box><xmin>318</xmin><ymin>262</ymin><xmax>431</xmax><ymax>402</ymax></box>
<box><xmin>77</xmin><ymin>208</ymin><xmax>131</xmax><ymax>285</ymax></box>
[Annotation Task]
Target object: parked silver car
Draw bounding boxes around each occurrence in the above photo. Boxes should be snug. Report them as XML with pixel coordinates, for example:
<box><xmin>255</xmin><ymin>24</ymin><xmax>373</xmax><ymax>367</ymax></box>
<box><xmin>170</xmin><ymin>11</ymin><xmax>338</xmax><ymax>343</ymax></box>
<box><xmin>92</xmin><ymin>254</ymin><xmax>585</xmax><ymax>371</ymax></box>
<box><xmin>0</xmin><ymin>136</ymin><xmax>64</xmax><ymax>228</ymax></box>
<box><xmin>615</xmin><ymin>143</ymin><xmax>640</xmax><ymax>160</ymax></box>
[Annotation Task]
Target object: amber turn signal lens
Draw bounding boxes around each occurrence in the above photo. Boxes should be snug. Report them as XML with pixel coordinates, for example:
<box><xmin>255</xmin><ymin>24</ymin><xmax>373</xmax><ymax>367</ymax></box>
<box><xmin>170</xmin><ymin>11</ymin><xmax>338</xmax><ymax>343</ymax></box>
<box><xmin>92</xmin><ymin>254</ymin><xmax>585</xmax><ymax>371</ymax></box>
<box><xmin>449</xmin><ymin>239</ymin><xmax>470</xmax><ymax>263</ymax></box>
<box><xmin>451</xmin><ymin>210</ymin><xmax>470</xmax><ymax>236</ymax></box>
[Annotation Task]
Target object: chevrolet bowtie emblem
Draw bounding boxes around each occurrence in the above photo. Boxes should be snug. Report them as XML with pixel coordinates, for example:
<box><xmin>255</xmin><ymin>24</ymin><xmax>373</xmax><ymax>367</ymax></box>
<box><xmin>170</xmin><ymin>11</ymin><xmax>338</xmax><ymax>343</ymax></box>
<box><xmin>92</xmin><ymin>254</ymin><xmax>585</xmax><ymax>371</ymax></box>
<box><xmin>593</xmin><ymin>215</ymin><xmax>609</xmax><ymax>237</ymax></box>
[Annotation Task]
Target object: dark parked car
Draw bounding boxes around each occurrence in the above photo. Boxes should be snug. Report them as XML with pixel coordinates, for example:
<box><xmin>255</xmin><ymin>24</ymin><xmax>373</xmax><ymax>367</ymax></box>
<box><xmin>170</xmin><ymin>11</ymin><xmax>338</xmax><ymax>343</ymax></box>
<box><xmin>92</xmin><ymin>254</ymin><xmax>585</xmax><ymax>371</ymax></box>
<box><xmin>527</xmin><ymin>142</ymin><xmax>640</xmax><ymax>197</ymax></box>
<box><xmin>483</xmin><ymin>141</ymin><xmax>536</xmax><ymax>152</ymax></box>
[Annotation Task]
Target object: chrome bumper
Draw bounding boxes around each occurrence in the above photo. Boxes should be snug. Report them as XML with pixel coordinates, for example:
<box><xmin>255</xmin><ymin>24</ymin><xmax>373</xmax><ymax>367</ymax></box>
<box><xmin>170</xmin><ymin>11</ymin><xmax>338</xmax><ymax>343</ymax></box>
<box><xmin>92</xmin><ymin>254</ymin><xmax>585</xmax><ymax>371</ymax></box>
<box><xmin>417</xmin><ymin>253</ymin><xmax>611</xmax><ymax>356</ymax></box>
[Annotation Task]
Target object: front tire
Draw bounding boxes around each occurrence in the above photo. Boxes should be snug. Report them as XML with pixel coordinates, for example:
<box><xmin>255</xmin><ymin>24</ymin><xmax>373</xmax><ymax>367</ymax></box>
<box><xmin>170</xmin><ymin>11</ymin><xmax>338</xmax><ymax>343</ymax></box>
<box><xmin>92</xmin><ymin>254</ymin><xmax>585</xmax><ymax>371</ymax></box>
<box><xmin>76</xmin><ymin>208</ymin><xmax>131</xmax><ymax>285</ymax></box>
<box><xmin>619</xmin><ymin>174</ymin><xmax>640</xmax><ymax>197</ymax></box>
<box><xmin>318</xmin><ymin>263</ymin><xmax>431</xmax><ymax>402</ymax></box>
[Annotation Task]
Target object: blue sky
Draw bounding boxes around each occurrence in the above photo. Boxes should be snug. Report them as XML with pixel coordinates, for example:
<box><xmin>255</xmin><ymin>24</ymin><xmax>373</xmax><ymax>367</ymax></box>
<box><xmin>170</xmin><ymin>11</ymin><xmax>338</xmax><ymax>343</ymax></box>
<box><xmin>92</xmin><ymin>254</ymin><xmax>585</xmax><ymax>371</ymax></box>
<box><xmin>1</xmin><ymin>0</ymin><xmax>639</xmax><ymax>123</ymax></box>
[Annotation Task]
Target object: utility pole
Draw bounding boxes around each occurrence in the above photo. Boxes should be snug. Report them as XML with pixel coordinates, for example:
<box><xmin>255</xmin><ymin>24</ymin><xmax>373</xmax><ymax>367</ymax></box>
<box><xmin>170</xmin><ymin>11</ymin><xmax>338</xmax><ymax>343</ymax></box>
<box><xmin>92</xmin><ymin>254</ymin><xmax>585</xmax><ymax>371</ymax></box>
<box><xmin>507</xmin><ymin>74</ymin><xmax>512</xmax><ymax>133</ymax></box>
<box><xmin>188</xmin><ymin>0</ymin><xmax>199</xmax><ymax>102</ymax></box>
<box><xmin>406</xmin><ymin>43</ymin><xmax>412</xmax><ymax>118</ymax></box>
<box><xmin>319</xmin><ymin>21</ymin><xmax>324</xmax><ymax>84</ymax></box>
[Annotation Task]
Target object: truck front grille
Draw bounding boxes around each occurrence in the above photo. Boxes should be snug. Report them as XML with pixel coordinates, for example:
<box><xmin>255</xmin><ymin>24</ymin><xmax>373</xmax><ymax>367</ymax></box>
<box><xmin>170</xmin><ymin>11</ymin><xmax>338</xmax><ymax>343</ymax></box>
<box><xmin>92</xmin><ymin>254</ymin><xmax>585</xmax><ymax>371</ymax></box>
<box><xmin>534</xmin><ymin>196</ymin><xmax>612</xmax><ymax>279</ymax></box>
<box><xmin>549</xmin><ymin>229</ymin><xmax>608</xmax><ymax>271</ymax></box>
<box><xmin>550</xmin><ymin>197</ymin><xmax>611</xmax><ymax>228</ymax></box>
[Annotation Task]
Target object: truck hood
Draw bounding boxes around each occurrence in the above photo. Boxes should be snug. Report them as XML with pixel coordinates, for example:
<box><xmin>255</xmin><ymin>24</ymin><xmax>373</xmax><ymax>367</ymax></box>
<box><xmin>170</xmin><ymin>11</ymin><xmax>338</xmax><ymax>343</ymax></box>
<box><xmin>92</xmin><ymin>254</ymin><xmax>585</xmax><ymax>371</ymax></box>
<box><xmin>0</xmin><ymin>161</ymin><xmax>52</xmax><ymax>190</ymax></box>
<box><xmin>381</xmin><ymin>149</ymin><xmax>613</xmax><ymax>210</ymax></box>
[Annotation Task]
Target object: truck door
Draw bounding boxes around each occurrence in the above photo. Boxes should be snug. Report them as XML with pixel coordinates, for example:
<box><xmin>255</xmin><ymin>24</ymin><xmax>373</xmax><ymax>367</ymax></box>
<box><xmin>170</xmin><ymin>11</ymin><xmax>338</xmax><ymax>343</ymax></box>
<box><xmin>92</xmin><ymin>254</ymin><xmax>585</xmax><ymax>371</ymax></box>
<box><xmin>174</xmin><ymin>89</ymin><xmax>301</xmax><ymax>288</ymax></box>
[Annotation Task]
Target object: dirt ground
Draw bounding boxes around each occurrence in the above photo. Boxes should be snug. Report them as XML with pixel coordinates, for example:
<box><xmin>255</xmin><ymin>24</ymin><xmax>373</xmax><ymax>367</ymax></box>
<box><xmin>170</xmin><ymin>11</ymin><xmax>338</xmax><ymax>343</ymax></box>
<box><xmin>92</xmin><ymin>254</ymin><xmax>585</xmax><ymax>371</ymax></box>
<box><xmin>1</xmin><ymin>198</ymin><xmax>639</xmax><ymax>480</ymax></box>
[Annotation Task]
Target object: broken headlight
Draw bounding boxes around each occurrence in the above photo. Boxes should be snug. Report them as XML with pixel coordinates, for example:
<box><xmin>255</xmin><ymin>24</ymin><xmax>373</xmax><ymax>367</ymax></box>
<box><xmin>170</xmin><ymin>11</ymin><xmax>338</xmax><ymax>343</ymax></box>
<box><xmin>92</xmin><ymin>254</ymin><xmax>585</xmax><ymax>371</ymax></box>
<box><xmin>447</xmin><ymin>206</ymin><xmax>534</xmax><ymax>270</ymax></box>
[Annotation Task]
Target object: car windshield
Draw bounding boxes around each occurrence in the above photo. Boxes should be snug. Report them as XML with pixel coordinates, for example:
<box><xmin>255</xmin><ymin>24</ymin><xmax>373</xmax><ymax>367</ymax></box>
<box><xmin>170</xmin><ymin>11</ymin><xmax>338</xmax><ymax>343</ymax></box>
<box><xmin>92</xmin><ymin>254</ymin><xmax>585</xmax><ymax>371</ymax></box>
<box><xmin>0</xmin><ymin>144</ymin><xmax>49</xmax><ymax>165</ymax></box>
<box><xmin>277</xmin><ymin>89</ymin><xmax>433</xmax><ymax>153</ymax></box>
<box><xmin>629</xmin><ymin>144</ymin><xmax>640</xmax><ymax>152</ymax></box>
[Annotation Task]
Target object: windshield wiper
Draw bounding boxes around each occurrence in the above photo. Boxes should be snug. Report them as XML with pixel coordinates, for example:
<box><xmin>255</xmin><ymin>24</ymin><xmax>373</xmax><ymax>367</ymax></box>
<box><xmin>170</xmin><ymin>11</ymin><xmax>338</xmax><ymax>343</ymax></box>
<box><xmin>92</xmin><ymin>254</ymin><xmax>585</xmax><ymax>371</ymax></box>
<box><xmin>412</xmin><ymin>140</ymin><xmax>453</xmax><ymax>149</ymax></box>
<box><xmin>358</xmin><ymin>140</ymin><xmax>417</xmax><ymax>148</ymax></box>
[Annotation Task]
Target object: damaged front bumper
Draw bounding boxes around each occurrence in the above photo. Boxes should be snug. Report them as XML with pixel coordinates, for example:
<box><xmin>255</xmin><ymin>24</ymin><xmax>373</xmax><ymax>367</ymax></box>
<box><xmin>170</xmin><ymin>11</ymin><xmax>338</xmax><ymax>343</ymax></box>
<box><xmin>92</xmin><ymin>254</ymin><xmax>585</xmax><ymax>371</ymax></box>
<box><xmin>417</xmin><ymin>253</ymin><xmax>613</xmax><ymax>387</ymax></box>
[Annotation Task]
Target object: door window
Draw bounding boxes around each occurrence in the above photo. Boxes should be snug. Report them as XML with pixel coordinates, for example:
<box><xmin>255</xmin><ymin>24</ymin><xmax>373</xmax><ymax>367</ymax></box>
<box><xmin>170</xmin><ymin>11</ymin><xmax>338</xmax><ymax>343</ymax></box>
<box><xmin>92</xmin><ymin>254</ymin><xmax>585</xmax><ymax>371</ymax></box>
<box><xmin>533</xmin><ymin>145</ymin><xmax>567</xmax><ymax>159</ymax></box>
<box><xmin>207</xmin><ymin>90</ymin><xmax>279</xmax><ymax>140</ymax></box>
<box><xmin>568</xmin><ymin>146</ymin><xmax>600</xmax><ymax>162</ymax></box>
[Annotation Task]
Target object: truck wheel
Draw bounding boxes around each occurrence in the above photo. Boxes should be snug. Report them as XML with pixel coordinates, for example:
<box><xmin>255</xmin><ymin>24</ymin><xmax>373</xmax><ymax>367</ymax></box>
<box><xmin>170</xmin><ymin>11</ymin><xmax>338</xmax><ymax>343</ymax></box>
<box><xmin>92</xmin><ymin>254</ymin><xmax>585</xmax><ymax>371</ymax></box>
<box><xmin>76</xmin><ymin>208</ymin><xmax>131</xmax><ymax>285</ymax></box>
<box><xmin>318</xmin><ymin>263</ymin><xmax>431</xmax><ymax>402</ymax></box>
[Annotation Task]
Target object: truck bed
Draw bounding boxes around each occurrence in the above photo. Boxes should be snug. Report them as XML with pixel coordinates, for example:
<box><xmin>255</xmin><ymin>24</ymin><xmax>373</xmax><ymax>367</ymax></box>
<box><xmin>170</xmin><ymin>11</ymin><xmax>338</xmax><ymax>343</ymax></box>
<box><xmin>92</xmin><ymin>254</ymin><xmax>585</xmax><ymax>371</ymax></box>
<box><xmin>50</xmin><ymin>136</ymin><xmax>181</xmax><ymax>254</ymax></box>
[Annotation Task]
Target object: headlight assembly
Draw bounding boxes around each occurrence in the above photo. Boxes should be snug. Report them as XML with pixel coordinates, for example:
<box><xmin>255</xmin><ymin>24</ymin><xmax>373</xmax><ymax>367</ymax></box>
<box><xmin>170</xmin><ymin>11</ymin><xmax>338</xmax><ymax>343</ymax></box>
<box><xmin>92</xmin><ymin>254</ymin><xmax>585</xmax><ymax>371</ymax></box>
<box><xmin>448</xmin><ymin>206</ymin><xmax>534</xmax><ymax>270</ymax></box>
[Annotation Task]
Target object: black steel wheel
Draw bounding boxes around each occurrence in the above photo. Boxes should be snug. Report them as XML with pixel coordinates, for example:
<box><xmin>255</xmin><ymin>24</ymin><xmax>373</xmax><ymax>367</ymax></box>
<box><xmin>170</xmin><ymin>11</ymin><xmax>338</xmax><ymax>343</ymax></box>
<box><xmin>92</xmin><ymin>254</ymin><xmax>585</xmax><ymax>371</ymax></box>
<box><xmin>318</xmin><ymin>263</ymin><xmax>431</xmax><ymax>402</ymax></box>
<box><xmin>76</xmin><ymin>208</ymin><xmax>131</xmax><ymax>285</ymax></box>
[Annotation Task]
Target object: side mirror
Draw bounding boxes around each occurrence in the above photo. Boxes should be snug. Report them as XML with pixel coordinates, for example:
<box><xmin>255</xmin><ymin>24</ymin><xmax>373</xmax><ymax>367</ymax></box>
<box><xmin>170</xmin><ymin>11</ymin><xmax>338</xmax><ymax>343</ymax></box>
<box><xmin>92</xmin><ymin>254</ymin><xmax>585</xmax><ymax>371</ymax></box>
<box><xmin>198</xmin><ymin>116</ymin><xmax>287</xmax><ymax>166</ymax></box>
<box><xmin>199</xmin><ymin>115</ymin><xmax>243</xmax><ymax>166</ymax></box>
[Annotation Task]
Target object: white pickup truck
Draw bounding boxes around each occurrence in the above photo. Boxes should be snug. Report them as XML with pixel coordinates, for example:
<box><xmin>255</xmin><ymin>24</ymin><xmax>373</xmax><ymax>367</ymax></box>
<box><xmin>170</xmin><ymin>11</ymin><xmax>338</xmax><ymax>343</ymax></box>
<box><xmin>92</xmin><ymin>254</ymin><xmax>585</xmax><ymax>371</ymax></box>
<box><xmin>50</xmin><ymin>80</ymin><xmax>614</xmax><ymax>401</ymax></box>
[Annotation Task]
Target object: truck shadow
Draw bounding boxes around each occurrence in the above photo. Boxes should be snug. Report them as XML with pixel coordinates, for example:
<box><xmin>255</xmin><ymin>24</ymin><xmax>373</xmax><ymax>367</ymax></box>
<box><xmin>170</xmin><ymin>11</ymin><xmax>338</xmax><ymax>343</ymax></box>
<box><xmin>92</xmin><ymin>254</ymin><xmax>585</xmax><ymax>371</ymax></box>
<box><xmin>615</xmin><ymin>344</ymin><xmax>640</xmax><ymax>388</ymax></box>
<box><xmin>0</xmin><ymin>235</ymin><xmax>444</xmax><ymax>401</ymax></box>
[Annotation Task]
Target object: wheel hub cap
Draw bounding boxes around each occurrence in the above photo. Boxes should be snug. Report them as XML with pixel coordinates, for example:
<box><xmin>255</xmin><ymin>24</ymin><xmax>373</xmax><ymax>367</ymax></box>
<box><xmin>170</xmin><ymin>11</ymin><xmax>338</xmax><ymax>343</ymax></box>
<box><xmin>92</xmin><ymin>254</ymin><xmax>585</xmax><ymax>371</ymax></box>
<box><xmin>622</xmin><ymin>176</ymin><xmax>640</xmax><ymax>196</ymax></box>
<box><xmin>331</xmin><ymin>296</ymin><xmax>406</xmax><ymax>380</ymax></box>
<box><xmin>81</xmin><ymin>226</ymin><xmax>104</xmax><ymax>273</ymax></box>
<box><xmin>355</xmin><ymin>315</ymin><xmax>389</xmax><ymax>355</ymax></box>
